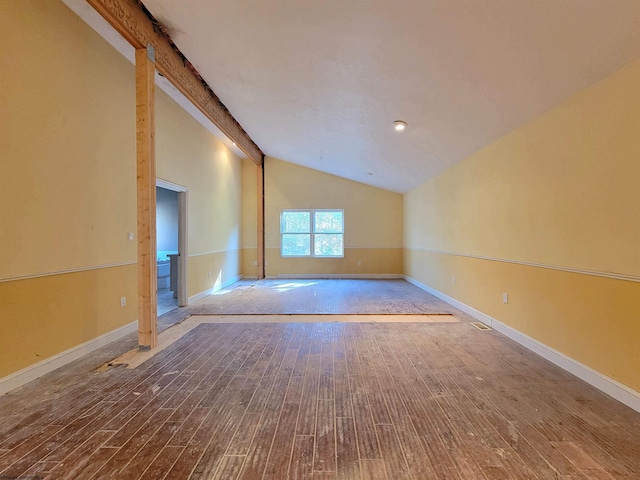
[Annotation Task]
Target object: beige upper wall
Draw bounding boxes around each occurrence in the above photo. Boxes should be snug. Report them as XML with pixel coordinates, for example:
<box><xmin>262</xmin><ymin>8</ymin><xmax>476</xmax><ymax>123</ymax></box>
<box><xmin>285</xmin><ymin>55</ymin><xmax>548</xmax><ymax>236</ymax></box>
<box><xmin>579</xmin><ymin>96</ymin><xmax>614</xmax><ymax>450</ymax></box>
<box><xmin>156</xmin><ymin>88</ymin><xmax>243</xmax><ymax>258</ymax></box>
<box><xmin>0</xmin><ymin>0</ymin><xmax>136</xmax><ymax>280</ymax></box>
<box><xmin>241</xmin><ymin>158</ymin><xmax>259</xmax><ymax>250</ymax></box>
<box><xmin>0</xmin><ymin>0</ymin><xmax>243</xmax><ymax>287</ymax></box>
<box><xmin>405</xmin><ymin>60</ymin><xmax>640</xmax><ymax>278</ymax></box>
<box><xmin>265</xmin><ymin>157</ymin><xmax>402</xmax><ymax>249</ymax></box>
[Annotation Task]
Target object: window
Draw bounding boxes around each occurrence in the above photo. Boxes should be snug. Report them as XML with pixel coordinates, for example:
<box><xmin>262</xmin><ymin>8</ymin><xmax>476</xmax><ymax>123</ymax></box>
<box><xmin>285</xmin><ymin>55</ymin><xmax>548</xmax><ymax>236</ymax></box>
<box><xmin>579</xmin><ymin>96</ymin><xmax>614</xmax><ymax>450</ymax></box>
<box><xmin>281</xmin><ymin>209</ymin><xmax>344</xmax><ymax>257</ymax></box>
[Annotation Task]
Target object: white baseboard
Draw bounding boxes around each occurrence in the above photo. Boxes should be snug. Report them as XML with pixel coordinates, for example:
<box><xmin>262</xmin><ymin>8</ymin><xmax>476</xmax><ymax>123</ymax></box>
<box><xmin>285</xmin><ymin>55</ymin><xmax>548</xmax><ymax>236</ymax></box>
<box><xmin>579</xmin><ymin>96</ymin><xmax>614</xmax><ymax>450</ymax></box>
<box><xmin>276</xmin><ymin>273</ymin><xmax>404</xmax><ymax>280</ymax></box>
<box><xmin>404</xmin><ymin>275</ymin><xmax>640</xmax><ymax>414</ymax></box>
<box><xmin>0</xmin><ymin>321</ymin><xmax>138</xmax><ymax>396</ymax></box>
<box><xmin>188</xmin><ymin>275</ymin><xmax>243</xmax><ymax>304</ymax></box>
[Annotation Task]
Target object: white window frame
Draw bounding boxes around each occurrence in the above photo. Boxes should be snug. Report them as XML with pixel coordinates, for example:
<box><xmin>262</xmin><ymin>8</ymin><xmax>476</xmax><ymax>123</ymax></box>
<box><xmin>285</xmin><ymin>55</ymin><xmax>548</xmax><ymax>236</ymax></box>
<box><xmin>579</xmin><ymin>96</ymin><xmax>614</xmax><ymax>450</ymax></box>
<box><xmin>280</xmin><ymin>209</ymin><xmax>344</xmax><ymax>258</ymax></box>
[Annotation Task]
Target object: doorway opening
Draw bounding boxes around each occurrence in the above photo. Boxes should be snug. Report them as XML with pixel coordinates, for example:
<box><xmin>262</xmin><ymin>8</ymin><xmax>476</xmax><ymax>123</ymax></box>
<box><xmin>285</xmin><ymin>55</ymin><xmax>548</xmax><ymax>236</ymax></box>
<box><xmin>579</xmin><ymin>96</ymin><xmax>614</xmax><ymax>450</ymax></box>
<box><xmin>156</xmin><ymin>180</ymin><xmax>187</xmax><ymax>315</ymax></box>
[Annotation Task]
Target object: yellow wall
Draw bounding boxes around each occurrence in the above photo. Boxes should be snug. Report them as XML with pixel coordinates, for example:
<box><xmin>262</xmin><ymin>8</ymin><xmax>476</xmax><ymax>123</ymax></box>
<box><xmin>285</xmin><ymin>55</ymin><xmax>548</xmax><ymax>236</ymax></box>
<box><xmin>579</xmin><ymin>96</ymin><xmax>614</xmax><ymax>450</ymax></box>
<box><xmin>6</xmin><ymin>0</ymin><xmax>636</xmax><ymax>400</ymax></box>
<box><xmin>404</xmin><ymin>61</ymin><xmax>640</xmax><ymax>392</ymax></box>
<box><xmin>264</xmin><ymin>157</ymin><xmax>403</xmax><ymax>277</ymax></box>
<box><xmin>155</xmin><ymin>89</ymin><xmax>243</xmax><ymax>298</ymax></box>
<box><xmin>0</xmin><ymin>1</ymin><xmax>137</xmax><ymax>278</ymax></box>
<box><xmin>0</xmin><ymin>1</ymin><xmax>137</xmax><ymax>377</ymax></box>
<box><xmin>241</xmin><ymin>159</ymin><xmax>259</xmax><ymax>278</ymax></box>
<box><xmin>0</xmin><ymin>0</ymin><xmax>244</xmax><ymax>378</ymax></box>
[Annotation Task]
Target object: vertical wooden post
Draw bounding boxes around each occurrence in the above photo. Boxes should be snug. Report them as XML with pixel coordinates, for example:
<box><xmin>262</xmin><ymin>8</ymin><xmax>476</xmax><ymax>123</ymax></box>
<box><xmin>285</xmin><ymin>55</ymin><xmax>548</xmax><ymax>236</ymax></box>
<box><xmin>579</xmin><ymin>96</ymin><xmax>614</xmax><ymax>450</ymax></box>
<box><xmin>136</xmin><ymin>45</ymin><xmax>158</xmax><ymax>349</ymax></box>
<box><xmin>257</xmin><ymin>159</ymin><xmax>265</xmax><ymax>279</ymax></box>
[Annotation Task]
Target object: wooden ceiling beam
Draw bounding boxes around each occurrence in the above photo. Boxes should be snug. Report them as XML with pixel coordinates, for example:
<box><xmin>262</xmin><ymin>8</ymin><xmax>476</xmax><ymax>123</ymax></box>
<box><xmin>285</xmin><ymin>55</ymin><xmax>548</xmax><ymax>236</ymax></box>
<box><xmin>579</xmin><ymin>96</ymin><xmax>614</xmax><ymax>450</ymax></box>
<box><xmin>87</xmin><ymin>0</ymin><xmax>264</xmax><ymax>165</ymax></box>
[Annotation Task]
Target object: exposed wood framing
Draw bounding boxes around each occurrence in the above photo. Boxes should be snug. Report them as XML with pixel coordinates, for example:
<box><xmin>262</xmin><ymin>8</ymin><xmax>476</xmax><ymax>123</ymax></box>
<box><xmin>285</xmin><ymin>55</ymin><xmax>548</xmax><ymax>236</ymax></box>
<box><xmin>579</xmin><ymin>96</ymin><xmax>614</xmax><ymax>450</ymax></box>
<box><xmin>257</xmin><ymin>160</ymin><xmax>265</xmax><ymax>279</ymax></box>
<box><xmin>87</xmin><ymin>0</ymin><xmax>264</xmax><ymax>165</ymax></box>
<box><xmin>136</xmin><ymin>47</ymin><xmax>158</xmax><ymax>350</ymax></box>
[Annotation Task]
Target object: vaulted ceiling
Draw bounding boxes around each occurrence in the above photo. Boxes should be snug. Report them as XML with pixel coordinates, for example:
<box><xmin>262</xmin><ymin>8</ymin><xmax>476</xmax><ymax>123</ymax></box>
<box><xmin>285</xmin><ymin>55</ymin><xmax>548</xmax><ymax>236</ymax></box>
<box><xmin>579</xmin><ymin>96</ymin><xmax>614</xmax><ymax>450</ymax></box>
<box><xmin>89</xmin><ymin>0</ymin><xmax>640</xmax><ymax>192</ymax></box>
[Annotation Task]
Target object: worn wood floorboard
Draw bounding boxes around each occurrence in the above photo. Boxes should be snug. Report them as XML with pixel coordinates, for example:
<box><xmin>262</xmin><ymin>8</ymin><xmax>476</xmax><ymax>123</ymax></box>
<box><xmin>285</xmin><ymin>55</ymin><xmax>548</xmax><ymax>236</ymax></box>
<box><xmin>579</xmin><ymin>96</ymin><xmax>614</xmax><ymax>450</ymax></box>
<box><xmin>1</xmin><ymin>280</ymin><xmax>640</xmax><ymax>479</ymax></box>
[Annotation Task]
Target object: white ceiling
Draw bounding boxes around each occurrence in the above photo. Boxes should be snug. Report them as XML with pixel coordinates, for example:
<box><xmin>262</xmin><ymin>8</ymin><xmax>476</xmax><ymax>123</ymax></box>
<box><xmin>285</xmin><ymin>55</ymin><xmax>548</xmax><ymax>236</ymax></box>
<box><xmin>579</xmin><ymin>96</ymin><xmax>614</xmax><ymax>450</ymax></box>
<box><xmin>142</xmin><ymin>1</ymin><xmax>640</xmax><ymax>192</ymax></box>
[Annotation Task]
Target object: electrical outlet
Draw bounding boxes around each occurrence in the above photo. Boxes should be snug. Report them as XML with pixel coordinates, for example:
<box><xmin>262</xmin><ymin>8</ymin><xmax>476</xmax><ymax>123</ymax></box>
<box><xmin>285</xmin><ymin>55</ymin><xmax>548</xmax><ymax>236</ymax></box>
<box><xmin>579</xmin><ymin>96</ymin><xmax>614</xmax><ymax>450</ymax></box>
<box><xmin>357</xmin><ymin>260</ymin><xmax>362</xmax><ymax>266</ymax></box>
<box><xmin>120</xmin><ymin>296</ymin><xmax>126</xmax><ymax>307</ymax></box>
<box><xmin>208</xmin><ymin>271</ymin><xmax>212</xmax><ymax>279</ymax></box>
<box><xmin>128</xmin><ymin>232</ymin><xmax>134</xmax><ymax>241</ymax></box>
<box><xmin>503</xmin><ymin>292</ymin><xmax>508</xmax><ymax>304</ymax></box>
<box><xmin>254</xmin><ymin>261</ymin><xmax>257</xmax><ymax>266</ymax></box>
<box><xmin>452</xmin><ymin>276</ymin><xmax>455</xmax><ymax>284</ymax></box>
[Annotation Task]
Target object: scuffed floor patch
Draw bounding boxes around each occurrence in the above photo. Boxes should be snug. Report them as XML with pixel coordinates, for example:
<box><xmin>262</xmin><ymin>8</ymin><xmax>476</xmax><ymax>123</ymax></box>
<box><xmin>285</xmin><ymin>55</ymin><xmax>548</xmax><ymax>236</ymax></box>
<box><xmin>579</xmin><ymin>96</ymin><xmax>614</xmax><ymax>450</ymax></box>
<box><xmin>103</xmin><ymin>313</ymin><xmax>459</xmax><ymax>370</ymax></box>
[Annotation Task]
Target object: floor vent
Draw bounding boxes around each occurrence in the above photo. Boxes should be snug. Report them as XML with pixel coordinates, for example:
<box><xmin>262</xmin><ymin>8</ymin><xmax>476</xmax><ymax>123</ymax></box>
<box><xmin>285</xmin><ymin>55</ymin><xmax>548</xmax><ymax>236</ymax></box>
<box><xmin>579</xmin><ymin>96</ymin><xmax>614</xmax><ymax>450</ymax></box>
<box><xmin>471</xmin><ymin>321</ymin><xmax>492</xmax><ymax>331</ymax></box>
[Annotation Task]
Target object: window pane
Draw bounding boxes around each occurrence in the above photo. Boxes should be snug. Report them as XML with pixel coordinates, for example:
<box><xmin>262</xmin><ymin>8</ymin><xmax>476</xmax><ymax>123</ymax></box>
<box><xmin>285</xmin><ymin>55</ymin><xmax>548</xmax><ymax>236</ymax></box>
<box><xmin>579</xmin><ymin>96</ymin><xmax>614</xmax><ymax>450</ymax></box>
<box><xmin>314</xmin><ymin>234</ymin><xmax>343</xmax><ymax>256</ymax></box>
<box><xmin>314</xmin><ymin>211</ymin><xmax>343</xmax><ymax>233</ymax></box>
<box><xmin>282</xmin><ymin>211</ymin><xmax>310</xmax><ymax>233</ymax></box>
<box><xmin>282</xmin><ymin>234</ymin><xmax>311</xmax><ymax>256</ymax></box>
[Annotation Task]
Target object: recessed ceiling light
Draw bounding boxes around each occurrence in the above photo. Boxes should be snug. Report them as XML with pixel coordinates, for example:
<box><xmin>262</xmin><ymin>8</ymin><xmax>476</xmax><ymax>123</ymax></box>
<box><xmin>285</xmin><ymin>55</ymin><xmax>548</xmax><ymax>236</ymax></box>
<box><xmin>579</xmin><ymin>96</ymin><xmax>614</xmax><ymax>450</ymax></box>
<box><xmin>366</xmin><ymin>172</ymin><xmax>373</xmax><ymax>176</ymax></box>
<box><xmin>393</xmin><ymin>120</ymin><xmax>407</xmax><ymax>131</ymax></box>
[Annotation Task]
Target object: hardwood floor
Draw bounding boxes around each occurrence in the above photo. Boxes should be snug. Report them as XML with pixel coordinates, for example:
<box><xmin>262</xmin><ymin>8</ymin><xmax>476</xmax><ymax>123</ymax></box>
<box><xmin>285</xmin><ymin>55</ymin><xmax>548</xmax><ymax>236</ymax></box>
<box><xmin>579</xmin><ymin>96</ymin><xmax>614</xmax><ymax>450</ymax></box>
<box><xmin>0</xmin><ymin>280</ymin><xmax>640</xmax><ymax>480</ymax></box>
<box><xmin>1</xmin><ymin>281</ymin><xmax>639</xmax><ymax>479</ymax></box>
<box><xmin>189</xmin><ymin>279</ymin><xmax>459</xmax><ymax>315</ymax></box>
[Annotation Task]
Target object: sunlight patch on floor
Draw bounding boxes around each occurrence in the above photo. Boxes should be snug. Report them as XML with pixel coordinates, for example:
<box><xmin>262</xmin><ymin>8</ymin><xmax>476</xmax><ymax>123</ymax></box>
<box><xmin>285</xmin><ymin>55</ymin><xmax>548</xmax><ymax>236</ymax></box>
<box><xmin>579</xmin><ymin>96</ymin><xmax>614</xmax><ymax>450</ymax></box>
<box><xmin>272</xmin><ymin>281</ymin><xmax>318</xmax><ymax>292</ymax></box>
